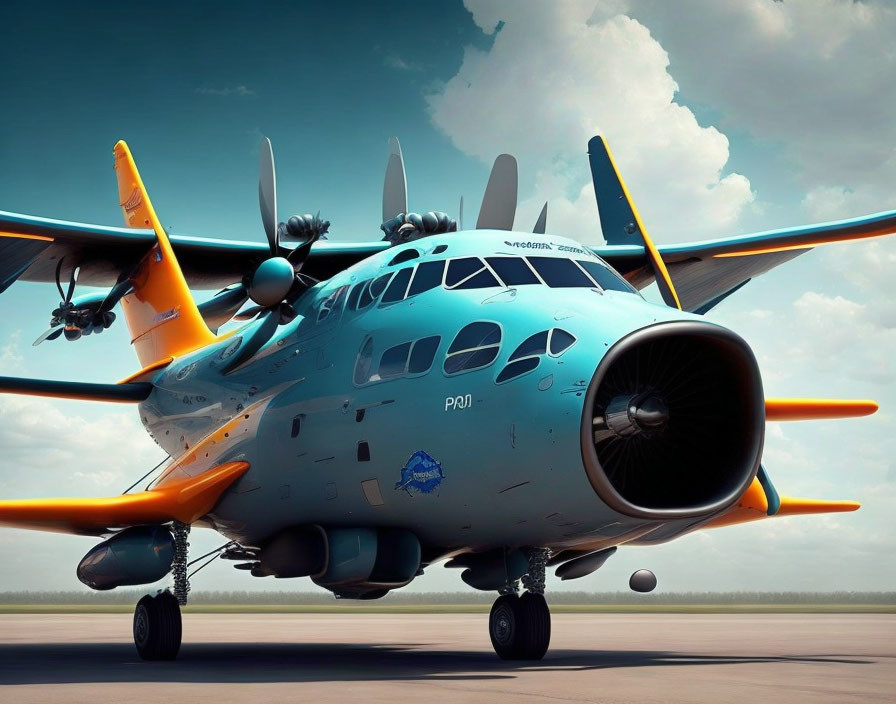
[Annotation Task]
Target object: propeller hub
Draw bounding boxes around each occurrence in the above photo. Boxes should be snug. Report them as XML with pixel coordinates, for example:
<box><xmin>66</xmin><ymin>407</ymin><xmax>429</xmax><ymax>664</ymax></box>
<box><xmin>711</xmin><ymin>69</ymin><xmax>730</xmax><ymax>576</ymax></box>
<box><xmin>604</xmin><ymin>390</ymin><xmax>669</xmax><ymax>439</ymax></box>
<box><xmin>248</xmin><ymin>257</ymin><xmax>294</xmax><ymax>307</ymax></box>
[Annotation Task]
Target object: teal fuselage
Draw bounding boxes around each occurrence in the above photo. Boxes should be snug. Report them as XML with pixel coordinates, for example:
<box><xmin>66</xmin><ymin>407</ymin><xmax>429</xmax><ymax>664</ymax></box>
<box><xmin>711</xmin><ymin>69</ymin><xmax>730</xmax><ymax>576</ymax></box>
<box><xmin>138</xmin><ymin>231</ymin><xmax>733</xmax><ymax>560</ymax></box>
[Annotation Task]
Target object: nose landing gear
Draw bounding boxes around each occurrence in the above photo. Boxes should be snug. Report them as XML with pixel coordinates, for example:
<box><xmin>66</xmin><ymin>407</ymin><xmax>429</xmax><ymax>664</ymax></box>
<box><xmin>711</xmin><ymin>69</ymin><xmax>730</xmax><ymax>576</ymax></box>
<box><xmin>488</xmin><ymin>548</ymin><xmax>552</xmax><ymax>660</ymax></box>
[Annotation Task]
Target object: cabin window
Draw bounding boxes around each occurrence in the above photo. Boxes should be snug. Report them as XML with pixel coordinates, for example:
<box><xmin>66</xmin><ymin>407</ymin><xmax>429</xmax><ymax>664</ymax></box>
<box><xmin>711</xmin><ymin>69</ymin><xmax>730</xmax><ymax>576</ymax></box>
<box><xmin>576</xmin><ymin>260</ymin><xmax>638</xmax><ymax>294</ymax></box>
<box><xmin>407</xmin><ymin>261</ymin><xmax>445</xmax><ymax>297</ymax></box>
<box><xmin>378</xmin><ymin>342</ymin><xmax>412</xmax><ymax>379</ymax></box>
<box><xmin>549</xmin><ymin>328</ymin><xmax>577</xmax><ymax>356</ymax></box>
<box><xmin>444</xmin><ymin>322</ymin><xmax>502</xmax><ymax>375</ymax></box>
<box><xmin>381</xmin><ymin>267</ymin><xmax>413</xmax><ymax>304</ymax></box>
<box><xmin>432</xmin><ymin>244</ymin><xmax>448</xmax><ymax>254</ymax></box>
<box><xmin>486</xmin><ymin>257</ymin><xmax>540</xmax><ymax>286</ymax></box>
<box><xmin>408</xmin><ymin>335</ymin><xmax>440</xmax><ymax>374</ymax></box>
<box><xmin>354</xmin><ymin>337</ymin><xmax>374</xmax><ymax>385</ymax></box>
<box><xmin>389</xmin><ymin>249</ymin><xmax>420</xmax><ymax>266</ymax></box>
<box><xmin>496</xmin><ymin>358</ymin><xmax>540</xmax><ymax>384</ymax></box>
<box><xmin>527</xmin><ymin>257</ymin><xmax>594</xmax><ymax>288</ymax></box>
<box><xmin>509</xmin><ymin>331</ymin><xmax>548</xmax><ymax>361</ymax></box>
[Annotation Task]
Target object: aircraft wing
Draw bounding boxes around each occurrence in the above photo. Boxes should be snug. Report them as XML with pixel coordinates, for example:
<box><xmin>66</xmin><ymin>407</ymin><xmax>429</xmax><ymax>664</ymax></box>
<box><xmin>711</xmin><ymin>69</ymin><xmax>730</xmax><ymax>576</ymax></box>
<box><xmin>0</xmin><ymin>210</ymin><xmax>389</xmax><ymax>292</ymax></box>
<box><xmin>595</xmin><ymin>208</ymin><xmax>896</xmax><ymax>313</ymax></box>
<box><xmin>0</xmin><ymin>461</ymin><xmax>249</xmax><ymax>535</ymax></box>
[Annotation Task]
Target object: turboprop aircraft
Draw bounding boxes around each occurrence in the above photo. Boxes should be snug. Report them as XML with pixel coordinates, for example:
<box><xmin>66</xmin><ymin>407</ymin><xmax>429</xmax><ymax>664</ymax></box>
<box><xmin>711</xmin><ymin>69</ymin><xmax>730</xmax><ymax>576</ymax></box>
<box><xmin>0</xmin><ymin>134</ymin><xmax>889</xmax><ymax>661</ymax></box>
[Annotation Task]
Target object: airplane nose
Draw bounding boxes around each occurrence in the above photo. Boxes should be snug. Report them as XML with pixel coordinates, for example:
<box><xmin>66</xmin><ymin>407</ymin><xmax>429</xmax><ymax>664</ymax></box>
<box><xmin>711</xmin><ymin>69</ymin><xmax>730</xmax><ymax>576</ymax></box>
<box><xmin>581</xmin><ymin>321</ymin><xmax>765</xmax><ymax>520</ymax></box>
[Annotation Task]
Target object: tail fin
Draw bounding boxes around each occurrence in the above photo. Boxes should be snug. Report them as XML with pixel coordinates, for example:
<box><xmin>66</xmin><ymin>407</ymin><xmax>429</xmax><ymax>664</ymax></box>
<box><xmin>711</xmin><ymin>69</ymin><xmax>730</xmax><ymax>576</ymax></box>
<box><xmin>113</xmin><ymin>141</ymin><xmax>215</xmax><ymax>367</ymax></box>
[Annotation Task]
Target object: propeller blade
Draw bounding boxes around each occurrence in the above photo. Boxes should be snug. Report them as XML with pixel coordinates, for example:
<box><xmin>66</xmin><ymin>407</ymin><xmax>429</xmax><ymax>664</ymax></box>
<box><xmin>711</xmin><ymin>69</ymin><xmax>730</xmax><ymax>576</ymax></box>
<box><xmin>459</xmin><ymin>195</ymin><xmax>464</xmax><ymax>231</ymax></box>
<box><xmin>476</xmin><ymin>154</ymin><xmax>517</xmax><ymax>231</ymax></box>
<box><xmin>97</xmin><ymin>269</ymin><xmax>133</xmax><ymax>314</ymax></box>
<box><xmin>233</xmin><ymin>305</ymin><xmax>265</xmax><ymax>321</ymax></box>
<box><xmin>382</xmin><ymin>136</ymin><xmax>408</xmax><ymax>222</ymax></box>
<box><xmin>54</xmin><ymin>258</ymin><xmax>66</xmax><ymax>301</ymax></box>
<box><xmin>65</xmin><ymin>266</ymin><xmax>80</xmax><ymax>304</ymax></box>
<box><xmin>258</xmin><ymin>137</ymin><xmax>279</xmax><ymax>257</ymax></box>
<box><xmin>197</xmin><ymin>284</ymin><xmax>249</xmax><ymax>331</ymax></box>
<box><xmin>32</xmin><ymin>327</ymin><xmax>63</xmax><ymax>346</ymax></box>
<box><xmin>533</xmin><ymin>202</ymin><xmax>548</xmax><ymax>234</ymax></box>
<box><xmin>221</xmin><ymin>309</ymin><xmax>280</xmax><ymax>373</ymax></box>
<box><xmin>587</xmin><ymin>136</ymin><xmax>681</xmax><ymax>309</ymax></box>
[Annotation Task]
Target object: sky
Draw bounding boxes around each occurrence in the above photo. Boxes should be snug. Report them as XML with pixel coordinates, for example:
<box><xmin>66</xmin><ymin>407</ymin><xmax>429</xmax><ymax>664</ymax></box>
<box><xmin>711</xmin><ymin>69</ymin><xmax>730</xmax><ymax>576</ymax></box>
<box><xmin>0</xmin><ymin>0</ymin><xmax>894</xmax><ymax>594</ymax></box>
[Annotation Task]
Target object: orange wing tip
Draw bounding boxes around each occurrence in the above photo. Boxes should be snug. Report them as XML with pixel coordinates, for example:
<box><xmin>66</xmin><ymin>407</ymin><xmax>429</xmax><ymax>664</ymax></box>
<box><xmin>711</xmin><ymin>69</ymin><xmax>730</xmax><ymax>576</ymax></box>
<box><xmin>766</xmin><ymin>398</ymin><xmax>879</xmax><ymax>421</ymax></box>
<box><xmin>0</xmin><ymin>461</ymin><xmax>249</xmax><ymax>535</ymax></box>
<box><xmin>776</xmin><ymin>497</ymin><xmax>861</xmax><ymax>516</ymax></box>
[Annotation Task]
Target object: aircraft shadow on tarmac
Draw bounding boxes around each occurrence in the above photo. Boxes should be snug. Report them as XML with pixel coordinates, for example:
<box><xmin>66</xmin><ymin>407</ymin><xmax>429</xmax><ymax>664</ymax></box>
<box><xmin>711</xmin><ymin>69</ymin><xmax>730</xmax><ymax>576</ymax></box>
<box><xmin>0</xmin><ymin>643</ymin><xmax>875</xmax><ymax>685</ymax></box>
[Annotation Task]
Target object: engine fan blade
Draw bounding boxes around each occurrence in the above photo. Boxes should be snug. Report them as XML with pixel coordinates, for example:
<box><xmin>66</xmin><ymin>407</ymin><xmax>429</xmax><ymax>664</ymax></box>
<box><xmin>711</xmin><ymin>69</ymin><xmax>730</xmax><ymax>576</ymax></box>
<box><xmin>32</xmin><ymin>327</ymin><xmax>63</xmax><ymax>346</ymax></box>
<box><xmin>221</xmin><ymin>309</ymin><xmax>280</xmax><ymax>373</ymax></box>
<box><xmin>533</xmin><ymin>202</ymin><xmax>548</xmax><ymax>234</ymax></box>
<box><xmin>382</xmin><ymin>136</ymin><xmax>408</xmax><ymax>222</ymax></box>
<box><xmin>476</xmin><ymin>154</ymin><xmax>517</xmax><ymax>231</ymax></box>
<box><xmin>258</xmin><ymin>137</ymin><xmax>279</xmax><ymax>257</ymax></box>
<box><xmin>587</xmin><ymin>136</ymin><xmax>681</xmax><ymax>309</ymax></box>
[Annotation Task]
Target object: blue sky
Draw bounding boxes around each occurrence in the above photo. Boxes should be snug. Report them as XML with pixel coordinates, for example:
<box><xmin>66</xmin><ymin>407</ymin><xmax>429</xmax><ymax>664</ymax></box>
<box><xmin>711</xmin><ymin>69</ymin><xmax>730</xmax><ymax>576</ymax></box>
<box><xmin>1</xmin><ymin>0</ymin><xmax>895</xmax><ymax>594</ymax></box>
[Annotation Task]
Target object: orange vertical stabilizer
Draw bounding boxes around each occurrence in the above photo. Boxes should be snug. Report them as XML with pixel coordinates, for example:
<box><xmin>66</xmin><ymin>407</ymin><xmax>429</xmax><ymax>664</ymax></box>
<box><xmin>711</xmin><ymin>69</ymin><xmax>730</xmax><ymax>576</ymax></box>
<box><xmin>113</xmin><ymin>141</ymin><xmax>216</xmax><ymax>367</ymax></box>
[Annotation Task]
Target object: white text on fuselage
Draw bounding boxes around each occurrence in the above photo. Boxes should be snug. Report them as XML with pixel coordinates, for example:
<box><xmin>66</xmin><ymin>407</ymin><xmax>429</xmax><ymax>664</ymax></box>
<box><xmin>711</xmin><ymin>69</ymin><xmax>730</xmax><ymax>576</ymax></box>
<box><xmin>445</xmin><ymin>394</ymin><xmax>473</xmax><ymax>411</ymax></box>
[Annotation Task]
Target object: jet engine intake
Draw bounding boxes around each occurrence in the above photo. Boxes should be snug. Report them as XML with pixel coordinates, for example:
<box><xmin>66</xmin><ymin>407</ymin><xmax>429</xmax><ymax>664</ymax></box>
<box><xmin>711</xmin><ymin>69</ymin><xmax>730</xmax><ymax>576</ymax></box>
<box><xmin>582</xmin><ymin>321</ymin><xmax>764</xmax><ymax>520</ymax></box>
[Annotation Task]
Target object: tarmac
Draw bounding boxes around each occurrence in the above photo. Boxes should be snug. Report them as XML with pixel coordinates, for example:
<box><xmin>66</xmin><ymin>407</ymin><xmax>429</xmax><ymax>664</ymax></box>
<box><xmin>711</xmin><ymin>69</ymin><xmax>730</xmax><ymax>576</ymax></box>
<box><xmin>0</xmin><ymin>613</ymin><xmax>893</xmax><ymax>703</ymax></box>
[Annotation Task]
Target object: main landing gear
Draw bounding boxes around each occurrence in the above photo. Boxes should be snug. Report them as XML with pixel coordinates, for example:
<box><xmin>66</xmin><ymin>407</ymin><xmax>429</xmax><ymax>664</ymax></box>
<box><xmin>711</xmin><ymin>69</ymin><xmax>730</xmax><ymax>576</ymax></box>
<box><xmin>133</xmin><ymin>591</ymin><xmax>182</xmax><ymax>660</ymax></box>
<box><xmin>133</xmin><ymin>521</ymin><xmax>189</xmax><ymax>661</ymax></box>
<box><xmin>488</xmin><ymin>548</ymin><xmax>552</xmax><ymax>660</ymax></box>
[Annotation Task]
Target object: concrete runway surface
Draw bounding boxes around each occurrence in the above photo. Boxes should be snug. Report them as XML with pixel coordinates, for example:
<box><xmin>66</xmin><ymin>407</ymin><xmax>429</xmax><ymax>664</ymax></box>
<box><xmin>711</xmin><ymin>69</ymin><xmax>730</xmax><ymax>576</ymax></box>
<box><xmin>0</xmin><ymin>613</ymin><xmax>893</xmax><ymax>703</ymax></box>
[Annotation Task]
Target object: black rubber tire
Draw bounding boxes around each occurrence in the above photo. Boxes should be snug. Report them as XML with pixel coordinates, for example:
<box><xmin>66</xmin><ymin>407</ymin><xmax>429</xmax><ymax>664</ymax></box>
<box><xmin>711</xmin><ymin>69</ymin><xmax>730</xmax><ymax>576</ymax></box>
<box><xmin>154</xmin><ymin>591</ymin><xmax>183</xmax><ymax>661</ymax></box>
<box><xmin>133</xmin><ymin>592</ymin><xmax>182</xmax><ymax>661</ymax></box>
<box><xmin>518</xmin><ymin>592</ymin><xmax>551</xmax><ymax>660</ymax></box>
<box><xmin>489</xmin><ymin>594</ymin><xmax>523</xmax><ymax>660</ymax></box>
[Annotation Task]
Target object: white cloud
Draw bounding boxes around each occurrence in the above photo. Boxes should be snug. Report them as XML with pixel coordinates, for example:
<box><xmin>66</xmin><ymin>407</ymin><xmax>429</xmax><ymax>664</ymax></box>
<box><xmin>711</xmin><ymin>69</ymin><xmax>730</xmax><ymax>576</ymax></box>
<box><xmin>195</xmin><ymin>85</ymin><xmax>256</xmax><ymax>98</ymax></box>
<box><xmin>426</xmin><ymin>1</ymin><xmax>754</xmax><ymax>243</ymax></box>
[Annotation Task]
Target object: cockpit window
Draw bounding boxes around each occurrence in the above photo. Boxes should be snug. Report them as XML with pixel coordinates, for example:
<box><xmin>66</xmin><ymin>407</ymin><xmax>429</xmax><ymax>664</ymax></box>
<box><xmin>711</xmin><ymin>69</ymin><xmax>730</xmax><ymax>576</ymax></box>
<box><xmin>357</xmin><ymin>280</ymin><xmax>375</xmax><ymax>309</ymax></box>
<box><xmin>527</xmin><ymin>257</ymin><xmax>595</xmax><ymax>288</ymax></box>
<box><xmin>445</xmin><ymin>322</ymin><xmax>502</xmax><ymax>375</ymax></box>
<box><xmin>486</xmin><ymin>257</ymin><xmax>540</xmax><ymax>285</ymax></box>
<box><xmin>407</xmin><ymin>261</ymin><xmax>445</xmax><ymax>297</ymax></box>
<box><xmin>381</xmin><ymin>267</ymin><xmax>413</xmax><ymax>304</ymax></box>
<box><xmin>369</xmin><ymin>273</ymin><xmax>393</xmax><ymax>298</ymax></box>
<box><xmin>347</xmin><ymin>281</ymin><xmax>365</xmax><ymax>310</ymax></box>
<box><xmin>317</xmin><ymin>285</ymin><xmax>348</xmax><ymax>322</ymax></box>
<box><xmin>509</xmin><ymin>331</ymin><xmax>548</xmax><ymax>361</ymax></box>
<box><xmin>576</xmin><ymin>259</ymin><xmax>638</xmax><ymax>294</ymax></box>
<box><xmin>445</xmin><ymin>258</ymin><xmax>484</xmax><ymax>288</ymax></box>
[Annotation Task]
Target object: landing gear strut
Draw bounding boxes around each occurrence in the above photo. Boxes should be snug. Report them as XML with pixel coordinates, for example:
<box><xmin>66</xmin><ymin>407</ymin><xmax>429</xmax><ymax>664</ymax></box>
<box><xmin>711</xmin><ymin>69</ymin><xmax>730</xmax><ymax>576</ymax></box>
<box><xmin>489</xmin><ymin>548</ymin><xmax>552</xmax><ymax>660</ymax></box>
<box><xmin>133</xmin><ymin>522</ymin><xmax>189</xmax><ymax>661</ymax></box>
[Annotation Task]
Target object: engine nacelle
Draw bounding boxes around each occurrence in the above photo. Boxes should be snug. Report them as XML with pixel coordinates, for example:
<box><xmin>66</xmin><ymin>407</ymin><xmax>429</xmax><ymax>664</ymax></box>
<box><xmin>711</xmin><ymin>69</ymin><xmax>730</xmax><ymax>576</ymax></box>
<box><xmin>255</xmin><ymin>525</ymin><xmax>421</xmax><ymax>598</ymax></box>
<box><xmin>77</xmin><ymin>525</ymin><xmax>174</xmax><ymax>591</ymax></box>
